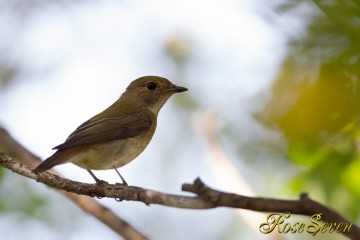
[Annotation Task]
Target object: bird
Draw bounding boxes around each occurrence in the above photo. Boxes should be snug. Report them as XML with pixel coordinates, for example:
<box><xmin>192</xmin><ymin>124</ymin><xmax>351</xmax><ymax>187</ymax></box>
<box><xmin>33</xmin><ymin>76</ymin><xmax>188</xmax><ymax>185</ymax></box>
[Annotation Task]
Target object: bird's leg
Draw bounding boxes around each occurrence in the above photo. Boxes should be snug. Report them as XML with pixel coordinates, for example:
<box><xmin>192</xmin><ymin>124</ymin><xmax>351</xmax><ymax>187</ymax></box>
<box><xmin>113</xmin><ymin>168</ymin><xmax>128</xmax><ymax>186</ymax></box>
<box><xmin>87</xmin><ymin>170</ymin><xmax>108</xmax><ymax>184</ymax></box>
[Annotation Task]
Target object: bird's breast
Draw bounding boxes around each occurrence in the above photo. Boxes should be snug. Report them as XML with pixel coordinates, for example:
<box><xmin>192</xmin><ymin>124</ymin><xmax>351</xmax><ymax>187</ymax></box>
<box><xmin>71</xmin><ymin>132</ymin><xmax>153</xmax><ymax>170</ymax></box>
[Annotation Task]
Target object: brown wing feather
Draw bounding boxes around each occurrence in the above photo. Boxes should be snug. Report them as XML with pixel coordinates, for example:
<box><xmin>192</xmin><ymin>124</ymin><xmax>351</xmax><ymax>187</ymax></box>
<box><xmin>33</xmin><ymin>111</ymin><xmax>152</xmax><ymax>173</ymax></box>
<box><xmin>54</xmin><ymin>111</ymin><xmax>152</xmax><ymax>150</ymax></box>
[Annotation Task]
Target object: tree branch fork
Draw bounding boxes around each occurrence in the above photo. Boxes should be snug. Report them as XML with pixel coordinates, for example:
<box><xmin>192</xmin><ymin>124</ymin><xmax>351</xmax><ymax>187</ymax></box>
<box><xmin>1</xmin><ymin>152</ymin><xmax>360</xmax><ymax>239</ymax></box>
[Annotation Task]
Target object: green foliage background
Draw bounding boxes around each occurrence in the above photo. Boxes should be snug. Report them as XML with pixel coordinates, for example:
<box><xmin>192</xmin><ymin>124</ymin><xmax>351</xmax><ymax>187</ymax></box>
<box><xmin>259</xmin><ymin>0</ymin><xmax>360</xmax><ymax>220</ymax></box>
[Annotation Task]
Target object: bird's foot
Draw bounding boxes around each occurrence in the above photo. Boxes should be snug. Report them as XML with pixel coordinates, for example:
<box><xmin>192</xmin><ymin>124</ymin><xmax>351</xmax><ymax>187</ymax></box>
<box><xmin>113</xmin><ymin>168</ymin><xmax>128</xmax><ymax>186</ymax></box>
<box><xmin>87</xmin><ymin>170</ymin><xmax>109</xmax><ymax>185</ymax></box>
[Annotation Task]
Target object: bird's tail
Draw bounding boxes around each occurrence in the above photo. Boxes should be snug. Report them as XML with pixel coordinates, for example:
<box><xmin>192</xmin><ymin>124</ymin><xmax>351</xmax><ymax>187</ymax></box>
<box><xmin>33</xmin><ymin>150</ymin><xmax>71</xmax><ymax>173</ymax></box>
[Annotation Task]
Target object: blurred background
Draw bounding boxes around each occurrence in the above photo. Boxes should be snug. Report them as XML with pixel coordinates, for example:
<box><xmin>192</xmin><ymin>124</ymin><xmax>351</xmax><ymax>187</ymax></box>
<box><xmin>0</xmin><ymin>0</ymin><xmax>359</xmax><ymax>239</ymax></box>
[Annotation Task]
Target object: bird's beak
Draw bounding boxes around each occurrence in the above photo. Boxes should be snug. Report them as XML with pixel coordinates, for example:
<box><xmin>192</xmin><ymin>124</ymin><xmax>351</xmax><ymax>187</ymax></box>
<box><xmin>167</xmin><ymin>85</ymin><xmax>188</xmax><ymax>93</ymax></box>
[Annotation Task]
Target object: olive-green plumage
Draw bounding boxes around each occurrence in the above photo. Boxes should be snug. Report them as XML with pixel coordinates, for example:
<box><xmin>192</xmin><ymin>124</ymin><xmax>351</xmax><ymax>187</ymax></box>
<box><xmin>33</xmin><ymin>76</ymin><xmax>187</xmax><ymax>179</ymax></box>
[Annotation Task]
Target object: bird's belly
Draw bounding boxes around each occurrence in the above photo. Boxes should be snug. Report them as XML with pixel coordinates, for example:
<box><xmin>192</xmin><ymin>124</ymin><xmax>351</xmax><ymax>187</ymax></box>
<box><xmin>70</xmin><ymin>136</ymin><xmax>149</xmax><ymax>170</ymax></box>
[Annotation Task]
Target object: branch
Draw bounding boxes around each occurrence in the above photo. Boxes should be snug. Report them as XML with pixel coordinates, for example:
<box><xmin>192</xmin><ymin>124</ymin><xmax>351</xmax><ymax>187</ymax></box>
<box><xmin>1</xmin><ymin>153</ymin><xmax>360</xmax><ymax>239</ymax></box>
<box><xmin>0</xmin><ymin>153</ymin><xmax>212</xmax><ymax>209</ymax></box>
<box><xmin>184</xmin><ymin>180</ymin><xmax>360</xmax><ymax>239</ymax></box>
<box><xmin>1</xmin><ymin>127</ymin><xmax>360</xmax><ymax>239</ymax></box>
<box><xmin>183</xmin><ymin>178</ymin><xmax>360</xmax><ymax>224</ymax></box>
<box><xmin>0</xmin><ymin>127</ymin><xmax>149</xmax><ymax>240</ymax></box>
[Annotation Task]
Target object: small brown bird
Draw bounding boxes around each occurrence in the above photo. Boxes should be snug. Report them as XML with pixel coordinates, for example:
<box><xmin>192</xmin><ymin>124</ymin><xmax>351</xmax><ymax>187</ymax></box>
<box><xmin>33</xmin><ymin>76</ymin><xmax>188</xmax><ymax>184</ymax></box>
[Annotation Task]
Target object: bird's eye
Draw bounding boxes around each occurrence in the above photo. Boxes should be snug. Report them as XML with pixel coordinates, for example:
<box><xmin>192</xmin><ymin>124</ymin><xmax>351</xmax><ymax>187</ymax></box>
<box><xmin>146</xmin><ymin>82</ymin><xmax>157</xmax><ymax>91</ymax></box>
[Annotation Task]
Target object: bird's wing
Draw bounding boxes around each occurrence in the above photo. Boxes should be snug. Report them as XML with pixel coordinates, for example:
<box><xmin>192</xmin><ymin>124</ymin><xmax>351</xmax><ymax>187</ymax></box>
<box><xmin>53</xmin><ymin>111</ymin><xmax>152</xmax><ymax>150</ymax></box>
